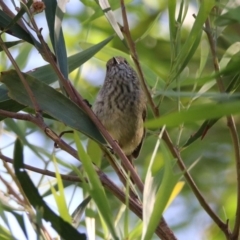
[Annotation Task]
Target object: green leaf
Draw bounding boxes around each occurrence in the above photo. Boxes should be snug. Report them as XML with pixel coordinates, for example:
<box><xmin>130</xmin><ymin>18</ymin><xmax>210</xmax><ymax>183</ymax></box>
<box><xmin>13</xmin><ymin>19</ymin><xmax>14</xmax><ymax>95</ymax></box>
<box><xmin>50</xmin><ymin>156</ymin><xmax>72</xmax><ymax>223</ymax></box>
<box><xmin>0</xmin><ymin>9</ymin><xmax>41</xmax><ymax>49</ymax></box>
<box><xmin>0</xmin><ymin>224</ymin><xmax>16</xmax><ymax>240</ymax></box>
<box><xmin>98</xmin><ymin>0</ymin><xmax>124</xmax><ymax>40</ymax></box>
<box><xmin>4</xmin><ymin>118</ymin><xmax>45</xmax><ymax>160</ymax></box>
<box><xmin>13</xmin><ymin>138</ymin><xmax>87</xmax><ymax>240</ymax></box>
<box><xmin>215</xmin><ymin>6</ymin><xmax>240</xmax><ymax>26</ymax></box>
<box><xmin>135</xmin><ymin>11</ymin><xmax>163</xmax><ymax>42</ymax></box>
<box><xmin>170</xmin><ymin>0</ymin><xmax>215</xmax><ymax>80</ymax></box>
<box><xmin>145</xmin><ymin>101</ymin><xmax>240</xmax><ymax>128</ymax></box>
<box><xmin>0</xmin><ymin>202</ymin><xmax>15</xmax><ymax>240</ymax></box>
<box><xmin>168</xmin><ymin>0</ymin><xmax>177</xmax><ymax>43</ymax></box>
<box><xmin>81</xmin><ymin>0</ymin><xmax>131</xmax><ymax>24</ymax></box>
<box><xmin>74</xmin><ymin>132</ymin><xmax>119</xmax><ymax>240</ymax></box>
<box><xmin>142</xmin><ymin>143</ymin><xmax>179</xmax><ymax>240</ymax></box>
<box><xmin>183</xmin><ymin>118</ymin><xmax>218</xmax><ymax>147</ymax></box>
<box><xmin>72</xmin><ymin>196</ymin><xmax>92</xmax><ymax>228</ymax></box>
<box><xmin>78</xmin><ymin>43</ymin><xmax>166</xmax><ymax>88</ymax></box>
<box><xmin>44</xmin><ymin>0</ymin><xmax>69</xmax><ymax>81</ymax></box>
<box><xmin>0</xmin><ymin>40</ymin><xmax>23</xmax><ymax>52</ymax></box>
<box><xmin>0</xmin><ymin>70</ymin><xmax>105</xmax><ymax>144</ymax></box>
<box><xmin>0</xmin><ymin>36</ymin><xmax>114</xmax><ymax>121</ymax></box>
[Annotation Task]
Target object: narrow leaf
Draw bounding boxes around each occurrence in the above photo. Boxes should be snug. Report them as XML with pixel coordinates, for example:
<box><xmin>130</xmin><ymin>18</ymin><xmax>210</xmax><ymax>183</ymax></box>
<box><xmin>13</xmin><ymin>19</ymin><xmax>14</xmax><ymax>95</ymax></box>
<box><xmin>74</xmin><ymin>132</ymin><xmax>119</xmax><ymax>240</ymax></box>
<box><xmin>0</xmin><ymin>36</ymin><xmax>114</xmax><ymax>121</ymax></box>
<box><xmin>145</xmin><ymin>101</ymin><xmax>240</xmax><ymax>128</ymax></box>
<box><xmin>13</xmin><ymin>139</ymin><xmax>87</xmax><ymax>240</ymax></box>
<box><xmin>0</xmin><ymin>70</ymin><xmax>105</xmax><ymax>144</ymax></box>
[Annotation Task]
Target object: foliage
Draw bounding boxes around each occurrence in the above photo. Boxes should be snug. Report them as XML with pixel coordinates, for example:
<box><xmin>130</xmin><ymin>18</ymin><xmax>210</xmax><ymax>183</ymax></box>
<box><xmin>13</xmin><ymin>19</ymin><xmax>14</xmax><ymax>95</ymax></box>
<box><xmin>0</xmin><ymin>0</ymin><xmax>240</xmax><ymax>239</ymax></box>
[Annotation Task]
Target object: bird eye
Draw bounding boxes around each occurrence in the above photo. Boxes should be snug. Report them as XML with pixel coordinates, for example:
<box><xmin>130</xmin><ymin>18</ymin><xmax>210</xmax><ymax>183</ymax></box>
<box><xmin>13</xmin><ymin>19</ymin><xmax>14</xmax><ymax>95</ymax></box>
<box><xmin>124</xmin><ymin>59</ymin><xmax>129</xmax><ymax>65</ymax></box>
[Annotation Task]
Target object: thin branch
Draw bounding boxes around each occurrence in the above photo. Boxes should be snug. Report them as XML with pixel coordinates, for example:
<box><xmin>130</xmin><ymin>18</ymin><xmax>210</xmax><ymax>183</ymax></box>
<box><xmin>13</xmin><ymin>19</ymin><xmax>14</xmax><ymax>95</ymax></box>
<box><xmin>119</xmin><ymin>2</ymin><xmax>178</xmax><ymax>239</ymax></box>
<box><xmin>120</xmin><ymin>0</ymin><xmax>159</xmax><ymax>117</ymax></box>
<box><xmin>1</xmin><ymin>156</ymin><xmax>33</xmax><ymax>213</ymax></box>
<box><xmin>205</xmin><ymin>17</ymin><xmax>240</xmax><ymax>239</ymax></box>
<box><xmin>1</xmin><ymin>5</ymin><xmax>172</xmax><ymax>239</ymax></box>
<box><xmin>0</xmin><ymin>153</ymin><xmax>172</xmax><ymax>239</ymax></box>
<box><xmin>163</xmin><ymin>131</ymin><xmax>229</xmax><ymax>233</ymax></box>
<box><xmin>119</xmin><ymin>1</ymin><xmax>232</xmax><ymax>238</ymax></box>
<box><xmin>68</xmin><ymin>82</ymin><xmax>145</xmax><ymax>193</ymax></box>
<box><xmin>0</xmin><ymin>36</ymin><xmax>42</xmax><ymax>119</ymax></box>
<box><xmin>0</xmin><ymin>175</ymin><xmax>25</xmax><ymax>205</ymax></box>
<box><xmin>0</xmin><ymin>110</ymin><xmax>34</xmax><ymax>121</ymax></box>
<box><xmin>25</xmin><ymin>11</ymin><xmax>145</xmax><ymax>194</ymax></box>
<box><xmin>0</xmin><ymin>0</ymin><xmax>29</xmax><ymax>33</ymax></box>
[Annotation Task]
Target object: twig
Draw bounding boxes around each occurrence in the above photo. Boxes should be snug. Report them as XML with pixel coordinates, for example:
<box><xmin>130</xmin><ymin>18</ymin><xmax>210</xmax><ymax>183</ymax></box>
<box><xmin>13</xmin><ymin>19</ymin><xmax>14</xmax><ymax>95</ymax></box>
<box><xmin>120</xmin><ymin>0</ymin><xmax>159</xmax><ymax>117</ymax></box>
<box><xmin>0</xmin><ymin>36</ymin><xmax>42</xmax><ymax>119</ymax></box>
<box><xmin>25</xmin><ymin>11</ymin><xmax>145</xmax><ymax>194</ymax></box>
<box><xmin>119</xmin><ymin>0</ymin><xmax>232</xmax><ymax>238</ymax></box>
<box><xmin>119</xmin><ymin>1</ymin><xmax>177</xmax><ymax>240</ymax></box>
<box><xmin>0</xmin><ymin>175</ymin><xmax>25</xmax><ymax>205</ymax></box>
<box><xmin>205</xmin><ymin>17</ymin><xmax>240</xmax><ymax>239</ymax></box>
<box><xmin>163</xmin><ymin>131</ymin><xmax>229</xmax><ymax>233</ymax></box>
<box><xmin>1</xmin><ymin>156</ymin><xmax>33</xmax><ymax>212</ymax></box>
<box><xmin>0</xmin><ymin>153</ymin><xmax>171</xmax><ymax>239</ymax></box>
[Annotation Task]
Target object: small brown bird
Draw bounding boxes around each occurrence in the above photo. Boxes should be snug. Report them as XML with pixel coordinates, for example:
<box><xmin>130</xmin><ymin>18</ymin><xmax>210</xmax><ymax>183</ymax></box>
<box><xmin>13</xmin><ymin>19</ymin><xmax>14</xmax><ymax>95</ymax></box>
<box><xmin>93</xmin><ymin>56</ymin><xmax>146</xmax><ymax>161</ymax></box>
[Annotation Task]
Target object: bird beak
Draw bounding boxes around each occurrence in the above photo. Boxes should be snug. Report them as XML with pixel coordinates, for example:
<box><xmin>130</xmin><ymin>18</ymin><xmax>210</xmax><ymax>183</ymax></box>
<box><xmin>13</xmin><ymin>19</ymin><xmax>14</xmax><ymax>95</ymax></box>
<box><xmin>113</xmin><ymin>57</ymin><xmax>120</xmax><ymax>65</ymax></box>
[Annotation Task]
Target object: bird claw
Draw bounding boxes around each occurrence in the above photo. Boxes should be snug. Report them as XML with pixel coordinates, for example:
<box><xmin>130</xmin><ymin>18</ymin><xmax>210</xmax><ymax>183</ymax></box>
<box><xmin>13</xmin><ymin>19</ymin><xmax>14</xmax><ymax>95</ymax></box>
<box><xmin>107</xmin><ymin>140</ymin><xmax>119</xmax><ymax>154</ymax></box>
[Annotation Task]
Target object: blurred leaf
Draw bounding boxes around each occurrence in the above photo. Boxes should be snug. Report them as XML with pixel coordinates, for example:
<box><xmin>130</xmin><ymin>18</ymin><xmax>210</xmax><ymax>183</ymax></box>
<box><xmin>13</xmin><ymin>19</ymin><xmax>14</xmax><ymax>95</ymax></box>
<box><xmin>168</xmin><ymin>0</ymin><xmax>177</xmax><ymax>43</ymax></box>
<box><xmin>98</xmin><ymin>0</ymin><xmax>124</xmax><ymax>40</ymax></box>
<box><xmin>145</xmin><ymin>101</ymin><xmax>240</xmax><ymax>128</ymax></box>
<box><xmin>50</xmin><ymin>156</ymin><xmax>72</xmax><ymax>223</ymax></box>
<box><xmin>44</xmin><ymin>0</ymin><xmax>69</xmax><ymax>82</ymax></box>
<box><xmin>0</xmin><ymin>99</ymin><xmax>24</xmax><ymax>121</ymax></box>
<box><xmin>0</xmin><ymin>10</ymin><xmax>41</xmax><ymax>49</ymax></box>
<box><xmin>72</xmin><ymin>196</ymin><xmax>92</xmax><ymax>228</ymax></box>
<box><xmin>142</xmin><ymin>142</ymin><xmax>179</xmax><ymax>240</ymax></box>
<box><xmin>0</xmin><ymin>40</ymin><xmax>23</xmax><ymax>52</ymax></box>
<box><xmin>0</xmin><ymin>203</ymin><xmax>15</xmax><ymax>240</ymax></box>
<box><xmin>0</xmin><ymin>225</ymin><xmax>16</xmax><ymax>240</ymax></box>
<box><xmin>196</xmin><ymin>39</ymin><xmax>210</xmax><ymax>77</ymax></box>
<box><xmin>13</xmin><ymin>138</ymin><xmax>87</xmax><ymax>240</ymax></box>
<box><xmin>165</xmin><ymin>181</ymin><xmax>185</xmax><ymax>209</ymax></box>
<box><xmin>183</xmin><ymin>118</ymin><xmax>218</xmax><ymax>147</ymax></box>
<box><xmin>183</xmin><ymin>41</ymin><xmax>240</xmax><ymax>147</ymax></box>
<box><xmin>135</xmin><ymin>11</ymin><xmax>162</xmax><ymax>42</ymax></box>
<box><xmin>78</xmin><ymin>43</ymin><xmax>166</xmax><ymax>88</ymax></box>
<box><xmin>4</xmin><ymin>118</ymin><xmax>44</xmax><ymax>160</ymax></box>
<box><xmin>170</xmin><ymin>0</ymin><xmax>215</xmax><ymax>80</ymax></box>
<box><xmin>15</xmin><ymin>43</ymin><xmax>32</xmax><ymax>70</ymax></box>
<box><xmin>43</xmin><ymin>0</ymin><xmax>57</xmax><ymax>50</ymax></box>
<box><xmin>128</xmin><ymin>221</ymin><xmax>142</xmax><ymax>240</ymax></box>
<box><xmin>0</xmin><ymin>70</ymin><xmax>105</xmax><ymax>144</ymax></box>
<box><xmin>82</xmin><ymin>0</ymin><xmax>131</xmax><ymax>24</ymax></box>
<box><xmin>4</xmin><ymin>1</ymin><xmax>31</xmax><ymax>32</ymax></box>
<box><xmin>74</xmin><ymin>132</ymin><xmax>119</xmax><ymax>240</ymax></box>
<box><xmin>215</xmin><ymin>6</ymin><xmax>240</xmax><ymax>26</ymax></box>
<box><xmin>219</xmin><ymin>42</ymin><xmax>240</xmax><ymax>69</ymax></box>
<box><xmin>87</xmin><ymin>139</ymin><xmax>102</xmax><ymax>167</ymax></box>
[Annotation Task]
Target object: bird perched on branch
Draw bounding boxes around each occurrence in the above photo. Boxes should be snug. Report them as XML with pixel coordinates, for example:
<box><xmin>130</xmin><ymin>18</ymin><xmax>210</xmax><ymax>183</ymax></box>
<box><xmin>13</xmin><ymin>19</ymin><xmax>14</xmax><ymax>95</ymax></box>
<box><xmin>93</xmin><ymin>56</ymin><xmax>146</xmax><ymax>162</ymax></box>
